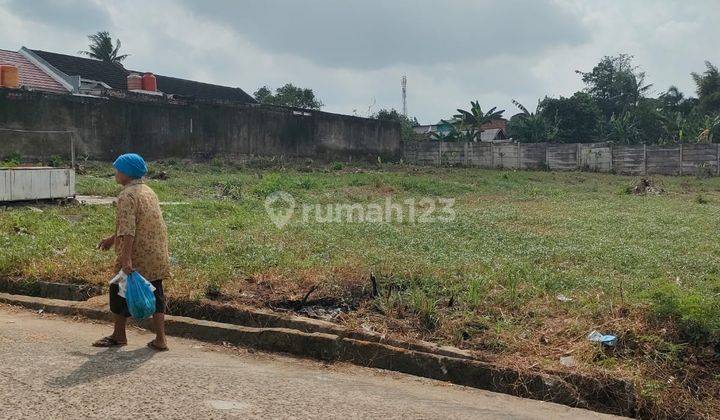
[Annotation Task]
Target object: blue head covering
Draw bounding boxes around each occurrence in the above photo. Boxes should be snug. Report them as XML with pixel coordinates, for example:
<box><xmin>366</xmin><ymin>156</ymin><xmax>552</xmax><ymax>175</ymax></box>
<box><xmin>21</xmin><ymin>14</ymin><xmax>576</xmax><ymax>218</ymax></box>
<box><xmin>113</xmin><ymin>153</ymin><xmax>147</xmax><ymax>179</ymax></box>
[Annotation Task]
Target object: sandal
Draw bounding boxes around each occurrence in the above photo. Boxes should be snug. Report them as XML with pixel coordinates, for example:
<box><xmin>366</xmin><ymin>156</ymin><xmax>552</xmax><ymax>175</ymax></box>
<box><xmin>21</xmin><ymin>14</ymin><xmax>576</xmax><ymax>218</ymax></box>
<box><xmin>147</xmin><ymin>340</ymin><xmax>169</xmax><ymax>352</ymax></box>
<box><xmin>92</xmin><ymin>336</ymin><xmax>126</xmax><ymax>347</ymax></box>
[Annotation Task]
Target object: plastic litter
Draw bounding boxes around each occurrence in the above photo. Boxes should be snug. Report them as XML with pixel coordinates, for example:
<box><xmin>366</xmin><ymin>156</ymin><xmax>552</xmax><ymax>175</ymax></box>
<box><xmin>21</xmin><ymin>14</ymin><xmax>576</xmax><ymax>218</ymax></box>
<box><xmin>560</xmin><ymin>356</ymin><xmax>576</xmax><ymax>367</ymax></box>
<box><xmin>587</xmin><ymin>330</ymin><xmax>617</xmax><ymax>347</ymax></box>
<box><xmin>556</xmin><ymin>294</ymin><xmax>573</xmax><ymax>302</ymax></box>
<box><xmin>124</xmin><ymin>271</ymin><xmax>157</xmax><ymax>320</ymax></box>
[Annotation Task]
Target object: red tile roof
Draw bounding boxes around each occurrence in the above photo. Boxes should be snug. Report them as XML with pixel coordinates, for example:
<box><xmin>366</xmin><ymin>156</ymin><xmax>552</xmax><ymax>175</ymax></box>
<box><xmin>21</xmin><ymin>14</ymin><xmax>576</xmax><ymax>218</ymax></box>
<box><xmin>0</xmin><ymin>49</ymin><xmax>68</xmax><ymax>93</ymax></box>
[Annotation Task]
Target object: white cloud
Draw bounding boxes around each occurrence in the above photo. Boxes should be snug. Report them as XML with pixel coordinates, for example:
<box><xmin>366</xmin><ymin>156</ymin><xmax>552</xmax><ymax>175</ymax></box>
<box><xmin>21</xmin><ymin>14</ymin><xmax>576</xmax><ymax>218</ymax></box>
<box><xmin>1</xmin><ymin>0</ymin><xmax>718</xmax><ymax>123</ymax></box>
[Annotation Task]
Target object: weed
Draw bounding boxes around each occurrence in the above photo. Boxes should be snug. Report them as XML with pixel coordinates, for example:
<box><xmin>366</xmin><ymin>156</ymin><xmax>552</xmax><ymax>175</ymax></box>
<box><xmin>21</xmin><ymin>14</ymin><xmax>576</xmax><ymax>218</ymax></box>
<box><xmin>1</xmin><ymin>151</ymin><xmax>22</xmax><ymax>167</ymax></box>
<box><xmin>48</xmin><ymin>155</ymin><xmax>64</xmax><ymax>167</ymax></box>
<box><xmin>694</xmin><ymin>193</ymin><xmax>708</xmax><ymax>204</ymax></box>
<box><xmin>648</xmin><ymin>281</ymin><xmax>720</xmax><ymax>343</ymax></box>
<box><xmin>216</xmin><ymin>180</ymin><xmax>244</xmax><ymax>200</ymax></box>
<box><xmin>205</xmin><ymin>281</ymin><xmax>222</xmax><ymax>299</ymax></box>
<box><xmin>640</xmin><ymin>380</ymin><xmax>668</xmax><ymax>400</ymax></box>
<box><xmin>464</xmin><ymin>276</ymin><xmax>488</xmax><ymax>309</ymax></box>
<box><xmin>408</xmin><ymin>288</ymin><xmax>439</xmax><ymax>332</ymax></box>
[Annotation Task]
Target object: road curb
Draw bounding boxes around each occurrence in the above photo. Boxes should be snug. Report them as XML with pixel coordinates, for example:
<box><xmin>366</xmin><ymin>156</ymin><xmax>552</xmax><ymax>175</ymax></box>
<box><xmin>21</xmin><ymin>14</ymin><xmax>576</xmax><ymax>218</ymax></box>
<box><xmin>0</xmin><ymin>292</ymin><xmax>636</xmax><ymax>417</ymax></box>
<box><xmin>0</xmin><ymin>277</ymin><xmax>103</xmax><ymax>301</ymax></box>
<box><xmin>167</xmin><ymin>297</ymin><xmax>477</xmax><ymax>360</ymax></box>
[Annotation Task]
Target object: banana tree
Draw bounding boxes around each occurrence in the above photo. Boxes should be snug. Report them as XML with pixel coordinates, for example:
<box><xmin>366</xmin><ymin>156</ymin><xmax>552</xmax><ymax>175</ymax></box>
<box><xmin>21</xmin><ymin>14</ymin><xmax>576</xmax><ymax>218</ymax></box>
<box><xmin>430</xmin><ymin>119</ymin><xmax>473</xmax><ymax>142</ymax></box>
<box><xmin>508</xmin><ymin>100</ymin><xmax>557</xmax><ymax>142</ymax></box>
<box><xmin>697</xmin><ymin>114</ymin><xmax>720</xmax><ymax>143</ymax></box>
<box><xmin>605</xmin><ymin>112</ymin><xmax>640</xmax><ymax>144</ymax></box>
<box><xmin>451</xmin><ymin>101</ymin><xmax>505</xmax><ymax>141</ymax></box>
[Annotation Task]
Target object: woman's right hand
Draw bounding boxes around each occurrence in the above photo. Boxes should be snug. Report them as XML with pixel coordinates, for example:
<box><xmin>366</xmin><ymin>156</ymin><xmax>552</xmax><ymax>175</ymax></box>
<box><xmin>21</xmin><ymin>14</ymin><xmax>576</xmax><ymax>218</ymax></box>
<box><xmin>97</xmin><ymin>235</ymin><xmax>115</xmax><ymax>251</ymax></box>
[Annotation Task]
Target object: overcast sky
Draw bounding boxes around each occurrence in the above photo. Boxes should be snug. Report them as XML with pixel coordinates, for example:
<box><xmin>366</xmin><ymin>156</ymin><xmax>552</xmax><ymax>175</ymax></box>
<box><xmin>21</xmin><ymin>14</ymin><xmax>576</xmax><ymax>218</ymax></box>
<box><xmin>1</xmin><ymin>0</ymin><xmax>718</xmax><ymax>122</ymax></box>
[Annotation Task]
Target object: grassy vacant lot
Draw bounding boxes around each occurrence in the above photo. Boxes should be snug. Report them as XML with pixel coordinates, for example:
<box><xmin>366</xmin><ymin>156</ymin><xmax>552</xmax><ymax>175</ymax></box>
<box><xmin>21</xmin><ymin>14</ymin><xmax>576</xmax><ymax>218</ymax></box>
<box><xmin>2</xmin><ymin>160</ymin><xmax>720</xmax><ymax>416</ymax></box>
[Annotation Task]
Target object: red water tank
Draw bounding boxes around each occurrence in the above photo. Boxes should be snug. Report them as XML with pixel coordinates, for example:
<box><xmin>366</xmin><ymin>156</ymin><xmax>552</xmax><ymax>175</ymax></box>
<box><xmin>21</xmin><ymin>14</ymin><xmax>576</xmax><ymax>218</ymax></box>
<box><xmin>141</xmin><ymin>73</ymin><xmax>157</xmax><ymax>92</ymax></box>
<box><xmin>0</xmin><ymin>65</ymin><xmax>20</xmax><ymax>88</ymax></box>
<box><xmin>126</xmin><ymin>73</ymin><xmax>142</xmax><ymax>90</ymax></box>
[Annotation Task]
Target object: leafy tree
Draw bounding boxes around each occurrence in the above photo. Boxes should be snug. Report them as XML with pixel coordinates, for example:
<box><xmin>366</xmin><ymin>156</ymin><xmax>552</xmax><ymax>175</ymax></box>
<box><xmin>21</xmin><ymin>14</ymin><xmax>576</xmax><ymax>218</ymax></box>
<box><xmin>253</xmin><ymin>84</ymin><xmax>323</xmax><ymax>109</ymax></box>
<box><xmin>576</xmin><ymin>54</ymin><xmax>651</xmax><ymax>121</ymax></box>
<box><xmin>507</xmin><ymin>100</ymin><xmax>557</xmax><ymax>143</ymax></box>
<box><xmin>629</xmin><ymin>98</ymin><xmax>671</xmax><ymax>144</ymax></box>
<box><xmin>538</xmin><ymin>92</ymin><xmax>602</xmax><ymax>143</ymax></box>
<box><xmin>691</xmin><ymin>61</ymin><xmax>720</xmax><ymax>115</ymax></box>
<box><xmin>450</xmin><ymin>101</ymin><xmax>504</xmax><ymax>142</ymax></box>
<box><xmin>79</xmin><ymin>31</ymin><xmax>129</xmax><ymax>64</ymax></box>
<box><xmin>373</xmin><ymin>108</ymin><xmax>418</xmax><ymax>141</ymax></box>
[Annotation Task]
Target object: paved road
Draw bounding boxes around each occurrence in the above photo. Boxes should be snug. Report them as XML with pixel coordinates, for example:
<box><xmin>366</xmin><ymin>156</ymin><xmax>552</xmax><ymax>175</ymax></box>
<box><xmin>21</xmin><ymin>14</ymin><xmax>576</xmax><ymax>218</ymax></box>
<box><xmin>0</xmin><ymin>305</ymin><xmax>621</xmax><ymax>419</ymax></box>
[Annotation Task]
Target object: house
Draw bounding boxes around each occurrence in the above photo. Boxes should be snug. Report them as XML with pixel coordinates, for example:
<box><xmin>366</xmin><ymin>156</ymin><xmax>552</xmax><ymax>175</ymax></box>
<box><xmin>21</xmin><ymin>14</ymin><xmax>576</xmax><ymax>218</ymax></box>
<box><xmin>18</xmin><ymin>47</ymin><xmax>255</xmax><ymax>103</ymax></box>
<box><xmin>0</xmin><ymin>49</ymin><xmax>71</xmax><ymax>93</ymax></box>
<box><xmin>413</xmin><ymin>118</ymin><xmax>508</xmax><ymax>141</ymax></box>
<box><xmin>479</xmin><ymin>128</ymin><xmax>507</xmax><ymax>141</ymax></box>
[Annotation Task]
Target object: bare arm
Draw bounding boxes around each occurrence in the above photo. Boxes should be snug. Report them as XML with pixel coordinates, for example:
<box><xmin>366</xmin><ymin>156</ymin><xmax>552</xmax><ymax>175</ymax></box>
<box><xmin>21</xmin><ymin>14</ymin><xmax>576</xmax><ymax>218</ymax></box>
<box><xmin>118</xmin><ymin>235</ymin><xmax>134</xmax><ymax>274</ymax></box>
<box><xmin>97</xmin><ymin>234</ymin><xmax>116</xmax><ymax>250</ymax></box>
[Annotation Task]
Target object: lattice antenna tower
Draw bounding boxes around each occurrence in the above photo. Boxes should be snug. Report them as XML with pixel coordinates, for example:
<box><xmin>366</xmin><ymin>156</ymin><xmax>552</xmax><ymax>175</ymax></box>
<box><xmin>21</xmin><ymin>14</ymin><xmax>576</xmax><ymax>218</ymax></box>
<box><xmin>401</xmin><ymin>75</ymin><xmax>407</xmax><ymax>117</ymax></box>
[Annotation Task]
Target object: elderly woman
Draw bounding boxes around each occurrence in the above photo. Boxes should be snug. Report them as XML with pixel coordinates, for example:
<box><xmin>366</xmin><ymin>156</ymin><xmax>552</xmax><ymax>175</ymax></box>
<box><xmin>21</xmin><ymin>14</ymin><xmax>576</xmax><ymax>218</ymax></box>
<box><xmin>94</xmin><ymin>153</ymin><xmax>171</xmax><ymax>351</ymax></box>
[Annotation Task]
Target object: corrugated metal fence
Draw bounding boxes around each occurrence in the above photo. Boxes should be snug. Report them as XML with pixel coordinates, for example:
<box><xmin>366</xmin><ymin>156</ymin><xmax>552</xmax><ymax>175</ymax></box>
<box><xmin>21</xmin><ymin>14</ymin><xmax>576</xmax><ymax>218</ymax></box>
<box><xmin>402</xmin><ymin>141</ymin><xmax>720</xmax><ymax>176</ymax></box>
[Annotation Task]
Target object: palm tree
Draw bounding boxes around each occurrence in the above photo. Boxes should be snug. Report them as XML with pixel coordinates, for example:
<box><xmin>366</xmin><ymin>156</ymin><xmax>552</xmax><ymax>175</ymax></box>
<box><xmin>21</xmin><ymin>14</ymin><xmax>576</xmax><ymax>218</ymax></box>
<box><xmin>691</xmin><ymin>61</ymin><xmax>720</xmax><ymax>114</ymax></box>
<box><xmin>79</xmin><ymin>31</ymin><xmax>129</xmax><ymax>64</ymax></box>
<box><xmin>451</xmin><ymin>101</ymin><xmax>505</xmax><ymax>141</ymax></box>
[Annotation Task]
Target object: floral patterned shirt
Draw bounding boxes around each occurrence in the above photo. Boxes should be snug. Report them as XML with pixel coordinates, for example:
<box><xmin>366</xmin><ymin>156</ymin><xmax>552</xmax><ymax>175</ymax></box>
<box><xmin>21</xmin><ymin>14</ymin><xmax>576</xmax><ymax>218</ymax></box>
<box><xmin>115</xmin><ymin>179</ymin><xmax>170</xmax><ymax>281</ymax></box>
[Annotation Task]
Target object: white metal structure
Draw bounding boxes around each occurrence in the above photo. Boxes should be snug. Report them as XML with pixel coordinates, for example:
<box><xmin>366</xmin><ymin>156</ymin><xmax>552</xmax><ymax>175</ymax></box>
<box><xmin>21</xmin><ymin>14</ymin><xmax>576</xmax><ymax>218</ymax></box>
<box><xmin>0</xmin><ymin>167</ymin><xmax>75</xmax><ymax>201</ymax></box>
<box><xmin>0</xmin><ymin>127</ymin><xmax>76</xmax><ymax>202</ymax></box>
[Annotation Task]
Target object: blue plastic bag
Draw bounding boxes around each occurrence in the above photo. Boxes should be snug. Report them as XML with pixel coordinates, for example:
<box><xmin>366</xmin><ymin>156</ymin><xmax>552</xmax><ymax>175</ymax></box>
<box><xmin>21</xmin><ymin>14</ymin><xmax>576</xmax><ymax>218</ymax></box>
<box><xmin>125</xmin><ymin>271</ymin><xmax>156</xmax><ymax>320</ymax></box>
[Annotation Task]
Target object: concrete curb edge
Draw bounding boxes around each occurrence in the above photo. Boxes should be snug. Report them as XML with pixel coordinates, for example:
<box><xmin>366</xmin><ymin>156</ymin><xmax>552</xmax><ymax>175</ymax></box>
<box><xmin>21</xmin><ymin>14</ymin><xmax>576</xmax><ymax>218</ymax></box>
<box><xmin>0</xmin><ymin>292</ymin><xmax>636</xmax><ymax>417</ymax></box>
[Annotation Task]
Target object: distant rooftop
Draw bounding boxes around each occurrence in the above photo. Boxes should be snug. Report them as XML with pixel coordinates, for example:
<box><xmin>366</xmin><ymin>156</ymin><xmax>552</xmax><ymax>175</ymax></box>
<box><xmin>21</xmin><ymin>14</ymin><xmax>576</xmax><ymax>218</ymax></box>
<box><xmin>29</xmin><ymin>49</ymin><xmax>255</xmax><ymax>103</ymax></box>
<box><xmin>0</xmin><ymin>49</ymin><xmax>68</xmax><ymax>93</ymax></box>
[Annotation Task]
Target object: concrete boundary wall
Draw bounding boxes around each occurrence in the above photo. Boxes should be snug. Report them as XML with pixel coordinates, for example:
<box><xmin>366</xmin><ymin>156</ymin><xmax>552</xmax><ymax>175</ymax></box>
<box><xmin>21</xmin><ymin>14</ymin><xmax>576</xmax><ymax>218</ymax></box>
<box><xmin>0</xmin><ymin>89</ymin><xmax>401</xmax><ymax>162</ymax></box>
<box><xmin>402</xmin><ymin>141</ymin><xmax>720</xmax><ymax>176</ymax></box>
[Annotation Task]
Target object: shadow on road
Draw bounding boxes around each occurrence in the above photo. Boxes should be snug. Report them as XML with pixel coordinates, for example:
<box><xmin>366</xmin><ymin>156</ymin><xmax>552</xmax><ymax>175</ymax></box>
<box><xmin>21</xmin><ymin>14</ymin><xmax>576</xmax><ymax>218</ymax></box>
<box><xmin>48</xmin><ymin>347</ymin><xmax>156</xmax><ymax>388</ymax></box>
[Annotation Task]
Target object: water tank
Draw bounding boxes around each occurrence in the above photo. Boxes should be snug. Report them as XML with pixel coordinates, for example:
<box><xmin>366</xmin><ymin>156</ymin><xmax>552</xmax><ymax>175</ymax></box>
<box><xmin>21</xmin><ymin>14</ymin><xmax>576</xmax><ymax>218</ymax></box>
<box><xmin>141</xmin><ymin>73</ymin><xmax>157</xmax><ymax>92</ymax></box>
<box><xmin>0</xmin><ymin>65</ymin><xmax>20</xmax><ymax>88</ymax></box>
<box><xmin>127</xmin><ymin>73</ymin><xmax>142</xmax><ymax>90</ymax></box>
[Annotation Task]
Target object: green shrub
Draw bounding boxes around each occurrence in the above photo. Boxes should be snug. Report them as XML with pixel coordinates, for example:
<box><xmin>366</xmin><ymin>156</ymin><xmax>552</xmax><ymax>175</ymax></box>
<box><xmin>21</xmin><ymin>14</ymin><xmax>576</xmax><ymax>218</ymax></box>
<box><xmin>251</xmin><ymin>173</ymin><xmax>290</xmax><ymax>197</ymax></box>
<box><xmin>48</xmin><ymin>155</ymin><xmax>64</xmax><ymax>167</ymax></box>
<box><xmin>295</xmin><ymin>177</ymin><xmax>318</xmax><ymax>190</ymax></box>
<box><xmin>619</xmin><ymin>186</ymin><xmax>633</xmax><ymax>195</ymax></box>
<box><xmin>331</xmin><ymin>162</ymin><xmax>343</xmax><ymax>171</ymax></box>
<box><xmin>1</xmin><ymin>151</ymin><xmax>22</xmax><ymax>168</ymax></box>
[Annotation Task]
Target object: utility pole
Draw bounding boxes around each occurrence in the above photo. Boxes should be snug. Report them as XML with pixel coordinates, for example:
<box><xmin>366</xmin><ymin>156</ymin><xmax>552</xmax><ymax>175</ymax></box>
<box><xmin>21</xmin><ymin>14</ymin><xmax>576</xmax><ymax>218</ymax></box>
<box><xmin>401</xmin><ymin>75</ymin><xmax>407</xmax><ymax>117</ymax></box>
